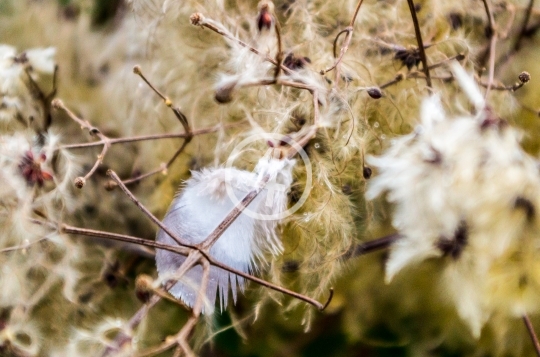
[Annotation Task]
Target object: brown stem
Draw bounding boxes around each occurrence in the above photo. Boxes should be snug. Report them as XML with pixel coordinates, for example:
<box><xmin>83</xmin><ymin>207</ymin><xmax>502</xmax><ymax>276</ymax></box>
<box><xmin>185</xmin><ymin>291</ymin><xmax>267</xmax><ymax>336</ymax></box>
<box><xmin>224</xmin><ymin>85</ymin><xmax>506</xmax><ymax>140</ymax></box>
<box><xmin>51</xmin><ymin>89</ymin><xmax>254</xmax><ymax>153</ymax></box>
<box><xmin>406</xmin><ymin>0</ymin><xmax>431</xmax><ymax>89</ymax></box>
<box><xmin>378</xmin><ymin>53</ymin><xmax>464</xmax><ymax>90</ymax></box>
<box><xmin>102</xmin><ymin>295</ymin><xmax>161</xmax><ymax>357</ymax></box>
<box><xmin>59</xmin><ymin>122</ymin><xmax>244</xmax><ymax>150</ymax></box>
<box><xmin>480</xmin><ymin>0</ymin><xmax>498</xmax><ymax>98</ymax></box>
<box><xmin>199</xmin><ymin>175</ymin><xmax>269</xmax><ymax>249</ymax></box>
<box><xmin>194</xmin><ymin>16</ymin><xmax>292</xmax><ymax>76</ymax></box>
<box><xmin>107</xmin><ymin>170</ymin><xmax>197</xmax><ymax>250</ymax></box>
<box><xmin>133</xmin><ymin>65</ymin><xmax>191</xmax><ymax>134</ymax></box>
<box><xmin>121</xmin><ymin>139</ymin><xmax>189</xmax><ymax>186</ymax></box>
<box><xmin>321</xmin><ymin>0</ymin><xmax>365</xmax><ymax>75</ymax></box>
<box><xmin>347</xmin><ymin>233</ymin><xmax>402</xmax><ymax>258</ymax></box>
<box><xmin>23</xmin><ymin>64</ymin><xmax>58</xmax><ymax>131</ymax></box>
<box><xmin>496</xmin><ymin>0</ymin><xmax>535</xmax><ymax>69</ymax></box>
<box><xmin>52</xmin><ymin>99</ymin><xmax>110</xmax><ymax>183</ymax></box>
<box><xmin>273</xmin><ymin>17</ymin><xmax>284</xmax><ymax>80</ymax></box>
<box><xmin>523</xmin><ymin>314</ymin><xmax>540</xmax><ymax>357</ymax></box>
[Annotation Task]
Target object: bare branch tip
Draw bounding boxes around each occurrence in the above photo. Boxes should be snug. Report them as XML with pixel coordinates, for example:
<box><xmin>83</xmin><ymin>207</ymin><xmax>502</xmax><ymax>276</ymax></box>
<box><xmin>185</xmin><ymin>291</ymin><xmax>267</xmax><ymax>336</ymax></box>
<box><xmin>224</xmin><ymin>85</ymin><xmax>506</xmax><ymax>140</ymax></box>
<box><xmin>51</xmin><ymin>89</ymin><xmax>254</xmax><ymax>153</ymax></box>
<box><xmin>190</xmin><ymin>13</ymin><xmax>205</xmax><ymax>26</ymax></box>
<box><xmin>74</xmin><ymin>176</ymin><xmax>86</xmax><ymax>189</ymax></box>
<box><xmin>51</xmin><ymin>98</ymin><xmax>63</xmax><ymax>110</ymax></box>
<box><xmin>320</xmin><ymin>288</ymin><xmax>334</xmax><ymax>311</ymax></box>
<box><xmin>133</xmin><ymin>65</ymin><xmax>142</xmax><ymax>75</ymax></box>
<box><xmin>519</xmin><ymin>71</ymin><xmax>531</xmax><ymax>84</ymax></box>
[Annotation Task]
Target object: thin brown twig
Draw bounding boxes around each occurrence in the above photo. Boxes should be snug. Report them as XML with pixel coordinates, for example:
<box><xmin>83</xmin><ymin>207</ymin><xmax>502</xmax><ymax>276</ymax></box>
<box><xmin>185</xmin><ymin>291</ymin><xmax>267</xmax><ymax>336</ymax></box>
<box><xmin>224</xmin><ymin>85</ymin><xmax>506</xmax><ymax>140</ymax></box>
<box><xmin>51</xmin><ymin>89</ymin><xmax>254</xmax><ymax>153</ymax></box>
<box><xmin>378</xmin><ymin>53</ymin><xmax>464</xmax><ymax>90</ymax></box>
<box><xmin>273</xmin><ymin>14</ymin><xmax>284</xmax><ymax>80</ymax></box>
<box><xmin>59</xmin><ymin>123</ymin><xmax>241</xmax><ymax>150</ymax></box>
<box><xmin>119</xmin><ymin>66</ymin><xmax>192</xmax><ymax>186</ymax></box>
<box><xmin>133</xmin><ymin>65</ymin><xmax>191</xmax><ymax>134</ymax></box>
<box><xmin>523</xmin><ymin>314</ymin><xmax>540</xmax><ymax>357</ymax></box>
<box><xmin>23</xmin><ymin>64</ymin><xmax>58</xmax><ymax>131</ymax></box>
<box><xmin>481</xmin><ymin>0</ymin><xmax>497</xmax><ymax>98</ymax></box>
<box><xmin>191</xmin><ymin>14</ymin><xmax>292</xmax><ymax>76</ymax></box>
<box><xmin>496</xmin><ymin>0</ymin><xmax>535</xmax><ymax>69</ymax></box>
<box><xmin>320</xmin><ymin>0</ymin><xmax>365</xmax><ymax>75</ymax></box>
<box><xmin>514</xmin><ymin>0</ymin><xmax>534</xmax><ymax>52</ymax></box>
<box><xmin>477</xmin><ymin>79</ymin><xmax>527</xmax><ymax>92</ymax></box>
<box><xmin>52</xmin><ymin>99</ymin><xmax>111</xmax><ymax>184</ymax></box>
<box><xmin>102</xmin><ymin>295</ymin><xmax>161</xmax><ymax>357</ymax></box>
<box><xmin>0</xmin><ymin>239</ymin><xmax>47</xmax><ymax>254</ymax></box>
<box><xmin>173</xmin><ymin>259</ymin><xmax>210</xmax><ymax>357</ymax></box>
<box><xmin>406</xmin><ymin>0</ymin><xmax>431</xmax><ymax>89</ymax></box>
<box><xmin>122</xmin><ymin>139</ymin><xmax>189</xmax><ymax>186</ymax></box>
<box><xmin>199</xmin><ymin>175</ymin><xmax>270</xmax><ymax>249</ymax></box>
<box><xmin>348</xmin><ymin>233</ymin><xmax>402</xmax><ymax>258</ymax></box>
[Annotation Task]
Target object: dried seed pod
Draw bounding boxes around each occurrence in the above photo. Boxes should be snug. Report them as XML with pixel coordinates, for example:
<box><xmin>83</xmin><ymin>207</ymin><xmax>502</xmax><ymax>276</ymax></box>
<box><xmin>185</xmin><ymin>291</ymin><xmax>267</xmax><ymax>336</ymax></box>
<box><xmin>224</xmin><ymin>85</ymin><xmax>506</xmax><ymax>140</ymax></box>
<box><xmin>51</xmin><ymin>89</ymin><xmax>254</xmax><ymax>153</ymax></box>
<box><xmin>519</xmin><ymin>71</ymin><xmax>531</xmax><ymax>84</ymax></box>
<box><xmin>256</xmin><ymin>1</ymin><xmax>275</xmax><ymax>31</ymax></box>
<box><xmin>74</xmin><ymin>176</ymin><xmax>86</xmax><ymax>189</ymax></box>
<box><xmin>214</xmin><ymin>80</ymin><xmax>237</xmax><ymax>104</ymax></box>
<box><xmin>367</xmin><ymin>87</ymin><xmax>383</xmax><ymax>99</ymax></box>
<box><xmin>362</xmin><ymin>166</ymin><xmax>372</xmax><ymax>179</ymax></box>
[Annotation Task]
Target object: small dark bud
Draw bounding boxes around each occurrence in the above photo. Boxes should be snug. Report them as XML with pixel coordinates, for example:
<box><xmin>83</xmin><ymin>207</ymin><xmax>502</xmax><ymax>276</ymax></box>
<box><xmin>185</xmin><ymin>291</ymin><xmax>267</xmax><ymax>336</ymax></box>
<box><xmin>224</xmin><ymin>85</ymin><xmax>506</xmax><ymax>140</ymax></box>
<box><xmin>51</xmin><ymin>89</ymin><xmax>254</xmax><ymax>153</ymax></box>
<box><xmin>104</xmin><ymin>180</ymin><xmax>117</xmax><ymax>191</ymax></box>
<box><xmin>19</xmin><ymin>150</ymin><xmax>53</xmax><ymax>187</ymax></box>
<box><xmin>367</xmin><ymin>87</ymin><xmax>383</xmax><ymax>99</ymax></box>
<box><xmin>104</xmin><ymin>273</ymin><xmax>118</xmax><ymax>288</ymax></box>
<box><xmin>394</xmin><ymin>47</ymin><xmax>421</xmax><ymax>70</ymax></box>
<box><xmin>135</xmin><ymin>275</ymin><xmax>154</xmax><ymax>303</ymax></box>
<box><xmin>214</xmin><ymin>81</ymin><xmax>237</xmax><ymax>104</ymax></box>
<box><xmin>518</xmin><ymin>71</ymin><xmax>531</xmax><ymax>84</ymax></box>
<box><xmin>282</xmin><ymin>260</ymin><xmax>299</xmax><ymax>273</ymax></box>
<box><xmin>13</xmin><ymin>52</ymin><xmax>28</xmax><ymax>64</ymax></box>
<box><xmin>514</xmin><ymin>196</ymin><xmax>535</xmax><ymax>222</ymax></box>
<box><xmin>256</xmin><ymin>2</ymin><xmax>274</xmax><ymax>31</ymax></box>
<box><xmin>437</xmin><ymin>221</ymin><xmax>468</xmax><ymax>260</ymax></box>
<box><xmin>362</xmin><ymin>166</ymin><xmax>372</xmax><ymax>179</ymax></box>
<box><xmin>342</xmin><ymin>184</ymin><xmax>353</xmax><ymax>195</ymax></box>
<box><xmin>74</xmin><ymin>177</ymin><xmax>86</xmax><ymax>189</ymax></box>
<box><xmin>448</xmin><ymin>12</ymin><xmax>462</xmax><ymax>30</ymax></box>
<box><xmin>283</xmin><ymin>53</ymin><xmax>310</xmax><ymax>71</ymax></box>
<box><xmin>414</xmin><ymin>3</ymin><xmax>422</xmax><ymax>12</ymax></box>
<box><xmin>189</xmin><ymin>12</ymin><xmax>205</xmax><ymax>26</ymax></box>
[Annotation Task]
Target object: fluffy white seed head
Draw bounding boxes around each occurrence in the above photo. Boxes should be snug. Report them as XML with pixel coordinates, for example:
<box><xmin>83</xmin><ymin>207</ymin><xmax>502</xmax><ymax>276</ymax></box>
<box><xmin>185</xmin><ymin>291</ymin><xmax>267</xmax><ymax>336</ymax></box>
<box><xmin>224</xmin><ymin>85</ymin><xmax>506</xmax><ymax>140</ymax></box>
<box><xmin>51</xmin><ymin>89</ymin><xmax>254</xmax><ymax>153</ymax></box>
<box><xmin>367</xmin><ymin>64</ymin><xmax>540</xmax><ymax>337</ymax></box>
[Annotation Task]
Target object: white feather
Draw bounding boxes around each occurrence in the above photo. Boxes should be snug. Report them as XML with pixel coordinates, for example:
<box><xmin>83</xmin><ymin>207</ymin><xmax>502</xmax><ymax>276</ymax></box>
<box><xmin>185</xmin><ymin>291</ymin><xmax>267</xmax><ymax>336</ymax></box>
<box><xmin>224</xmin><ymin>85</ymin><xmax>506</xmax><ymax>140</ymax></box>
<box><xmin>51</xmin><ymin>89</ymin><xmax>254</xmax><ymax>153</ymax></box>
<box><xmin>156</xmin><ymin>156</ymin><xmax>295</xmax><ymax>313</ymax></box>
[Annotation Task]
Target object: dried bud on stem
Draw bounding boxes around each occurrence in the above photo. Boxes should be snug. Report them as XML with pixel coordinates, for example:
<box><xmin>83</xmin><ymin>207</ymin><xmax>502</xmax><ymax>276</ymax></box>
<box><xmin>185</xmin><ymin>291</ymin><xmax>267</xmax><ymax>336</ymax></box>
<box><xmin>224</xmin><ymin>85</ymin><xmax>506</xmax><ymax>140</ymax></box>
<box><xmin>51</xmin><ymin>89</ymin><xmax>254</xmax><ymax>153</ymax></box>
<box><xmin>135</xmin><ymin>275</ymin><xmax>154</xmax><ymax>303</ymax></box>
<box><xmin>74</xmin><ymin>176</ymin><xmax>85</xmax><ymax>189</ymax></box>
<box><xmin>519</xmin><ymin>71</ymin><xmax>531</xmax><ymax>84</ymax></box>
<box><xmin>190</xmin><ymin>12</ymin><xmax>205</xmax><ymax>26</ymax></box>
<box><xmin>214</xmin><ymin>80</ymin><xmax>237</xmax><ymax>104</ymax></box>
<box><xmin>257</xmin><ymin>1</ymin><xmax>275</xmax><ymax>32</ymax></box>
<box><xmin>367</xmin><ymin>87</ymin><xmax>383</xmax><ymax>99</ymax></box>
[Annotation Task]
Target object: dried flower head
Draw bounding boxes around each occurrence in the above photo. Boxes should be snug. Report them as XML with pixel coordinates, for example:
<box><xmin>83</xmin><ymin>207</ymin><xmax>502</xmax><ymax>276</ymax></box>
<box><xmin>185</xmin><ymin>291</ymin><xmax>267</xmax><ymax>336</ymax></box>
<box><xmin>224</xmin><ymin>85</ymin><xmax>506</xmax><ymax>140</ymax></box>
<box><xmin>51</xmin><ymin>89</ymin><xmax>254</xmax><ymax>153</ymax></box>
<box><xmin>367</xmin><ymin>63</ymin><xmax>540</xmax><ymax>337</ymax></box>
<box><xmin>18</xmin><ymin>150</ymin><xmax>53</xmax><ymax>187</ymax></box>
